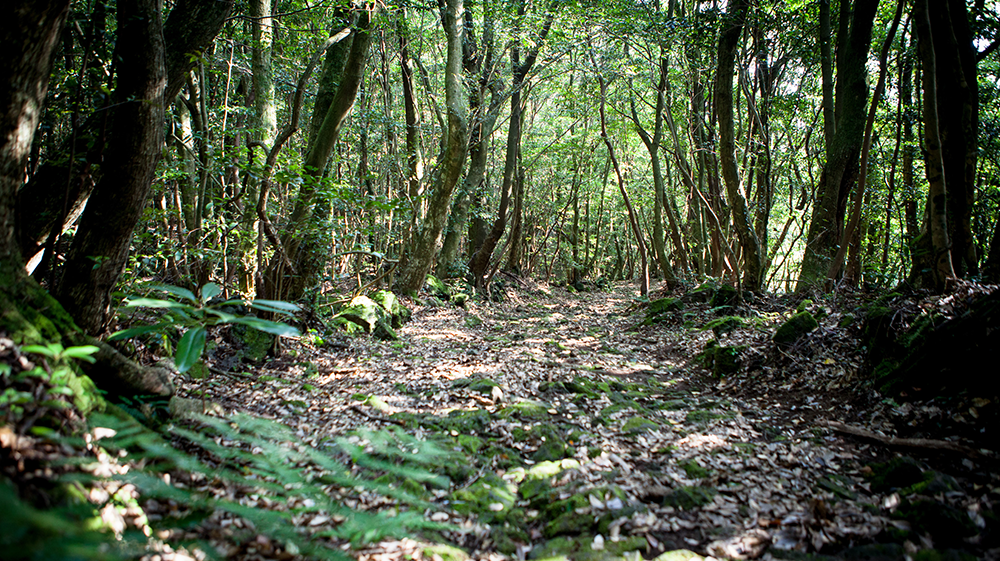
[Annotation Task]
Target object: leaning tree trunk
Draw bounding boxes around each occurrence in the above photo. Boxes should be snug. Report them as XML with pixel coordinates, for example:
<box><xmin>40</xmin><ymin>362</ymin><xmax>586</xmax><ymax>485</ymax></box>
<box><xmin>55</xmin><ymin>0</ymin><xmax>168</xmax><ymax>335</ymax></box>
<box><xmin>261</xmin><ymin>9</ymin><xmax>374</xmax><ymax>301</ymax></box>
<box><xmin>796</xmin><ymin>0</ymin><xmax>878</xmax><ymax>292</ymax></box>
<box><xmin>394</xmin><ymin>0</ymin><xmax>469</xmax><ymax>294</ymax></box>
<box><xmin>1</xmin><ymin>0</ymin><xmax>172</xmax><ymax>398</ymax></box>
<box><xmin>16</xmin><ymin>0</ymin><xmax>234</xmax><ymax>267</ymax></box>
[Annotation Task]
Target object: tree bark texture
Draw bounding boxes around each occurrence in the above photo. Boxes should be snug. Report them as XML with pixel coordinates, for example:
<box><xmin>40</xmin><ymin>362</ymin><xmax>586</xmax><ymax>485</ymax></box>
<box><xmin>714</xmin><ymin>0</ymin><xmax>763</xmax><ymax>291</ymax></box>
<box><xmin>911</xmin><ymin>0</ymin><xmax>956</xmax><ymax>291</ymax></box>
<box><xmin>1</xmin><ymin>0</ymin><xmax>172</xmax><ymax>397</ymax></box>
<box><xmin>250</xmin><ymin>0</ymin><xmax>277</xmax><ymax>145</ymax></box>
<box><xmin>55</xmin><ymin>0</ymin><xmax>168</xmax><ymax>334</ymax></box>
<box><xmin>796</xmin><ymin>0</ymin><xmax>878</xmax><ymax>292</ymax></box>
<box><xmin>16</xmin><ymin>0</ymin><xmax>234</xmax><ymax>265</ymax></box>
<box><xmin>394</xmin><ymin>0</ymin><xmax>470</xmax><ymax>294</ymax></box>
<box><xmin>262</xmin><ymin>9</ymin><xmax>373</xmax><ymax>301</ymax></box>
<box><xmin>467</xmin><ymin>1</ymin><xmax>556</xmax><ymax>288</ymax></box>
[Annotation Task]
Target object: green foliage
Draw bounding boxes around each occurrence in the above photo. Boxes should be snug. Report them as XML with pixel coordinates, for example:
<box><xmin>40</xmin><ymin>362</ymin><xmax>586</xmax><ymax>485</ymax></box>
<box><xmin>110</xmin><ymin>283</ymin><xmax>299</xmax><ymax>373</ymax></box>
<box><xmin>82</xmin><ymin>412</ymin><xmax>458</xmax><ymax>558</ymax></box>
<box><xmin>20</xmin><ymin>343</ymin><xmax>100</xmax><ymax>364</ymax></box>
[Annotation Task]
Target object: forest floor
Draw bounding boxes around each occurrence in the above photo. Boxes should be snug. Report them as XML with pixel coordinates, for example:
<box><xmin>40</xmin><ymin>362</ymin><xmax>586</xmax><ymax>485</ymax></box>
<box><xmin>158</xmin><ymin>279</ymin><xmax>998</xmax><ymax>561</ymax></box>
<box><xmin>4</xmin><ymin>280</ymin><xmax>998</xmax><ymax>561</ymax></box>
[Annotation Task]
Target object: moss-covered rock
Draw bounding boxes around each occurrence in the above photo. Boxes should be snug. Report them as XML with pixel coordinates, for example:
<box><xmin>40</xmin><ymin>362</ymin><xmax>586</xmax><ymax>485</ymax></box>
<box><xmin>450</xmin><ymin>472</ymin><xmax>518</xmax><ymax>522</ymax></box>
<box><xmin>231</xmin><ymin>322</ymin><xmax>274</xmax><ymax>362</ymax></box>
<box><xmin>369</xmin><ymin>290</ymin><xmax>411</xmax><ymax>327</ymax></box>
<box><xmin>679</xmin><ymin>459</ymin><xmax>710</xmax><ymax>479</ymax></box>
<box><xmin>660</xmin><ymin>485</ymin><xmax>717</xmax><ymax>510</ymax></box>
<box><xmin>451</xmin><ymin>293</ymin><xmax>470</xmax><ymax>307</ymax></box>
<box><xmin>897</xmin><ymin>498</ymin><xmax>978</xmax><ymax>544</ymax></box>
<box><xmin>772</xmin><ymin>311</ymin><xmax>818</xmax><ymax>347</ymax></box>
<box><xmin>500</xmin><ymin>399</ymin><xmax>551</xmax><ymax>420</ymax></box>
<box><xmin>704</xmin><ymin>315</ymin><xmax>744</xmax><ymax>337</ymax></box>
<box><xmin>425</xmin><ymin>275</ymin><xmax>452</xmax><ymax>299</ymax></box>
<box><xmin>334</xmin><ymin>295</ymin><xmax>388</xmax><ymax>333</ymax></box>
<box><xmin>867</xmin><ymin>456</ymin><xmax>925</xmax><ymax>493</ymax></box>
<box><xmin>697</xmin><ymin>340</ymin><xmax>744</xmax><ymax>376</ymax></box>
<box><xmin>644</xmin><ymin>298</ymin><xmax>684</xmax><ymax>325</ymax></box>
<box><xmin>530</xmin><ymin>535</ymin><xmax>648</xmax><ymax>561</ymax></box>
<box><xmin>621</xmin><ymin>416</ymin><xmax>658</xmax><ymax>434</ymax></box>
<box><xmin>710</xmin><ymin>284</ymin><xmax>740</xmax><ymax>310</ymax></box>
<box><xmin>420</xmin><ymin>544</ymin><xmax>470</xmax><ymax>561</ymax></box>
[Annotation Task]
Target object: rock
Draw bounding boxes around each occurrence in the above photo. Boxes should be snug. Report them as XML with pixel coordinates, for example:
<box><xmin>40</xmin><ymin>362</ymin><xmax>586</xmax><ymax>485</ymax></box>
<box><xmin>772</xmin><ymin>311</ymin><xmax>818</xmax><ymax>347</ymax></box>
<box><xmin>898</xmin><ymin>498</ymin><xmax>978</xmax><ymax>544</ymax></box>
<box><xmin>868</xmin><ymin>456</ymin><xmax>925</xmax><ymax>493</ymax></box>
<box><xmin>425</xmin><ymin>274</ymin><xmax>452</xmax><ymax>299</ymax></box>
<box><xmin>644</xmin><ymin>298</ymin><xmax>684</xmax><ymax>325</ymax></box>
<box><xmin>449</xmin><ymin>472</ymin><xmax>517</xmax><ymax>522</ymax></box>
<box><xmin>710</xmin><ymin>284</ymin><xmax>740</xmax><ymax>309</ymax></box>
<box><xmin>697</xmin><ymin>340</ymin><xmax>743</xmax><ymax>376</ymax></box>
<box><xmin>452</xmin><ymin>293</ymin><xmax>470</xmax><ymax>307</ymax></box>
<box><xmin>660</xmin><ymin>486</ymin><xmax>717</xmax><ymax>510</ymax></box>
<box><xmin>231</xmin><ymin>322</ymin><xmax>274</xmax><ymax>362</ymax></box>
<box><xmin>334</xmin><ymin>295</ymin><xmax>387</xmax><ymax>333</ymax></box>
<box><xmin>369</xmin><ymin>290</ymin><xmax>411</xmax><ymax>327</ymax></box>
<box><xmin>621</xmin><ymin>416</ymin><xmax>658</xmax><ymax>434</ymax></box>
<box><xmin>532</xmin><ymin>437</ymin><xmax>569</xmax><ymax>462</ymax></box>
<box><xmin>420</xmin><ymin>544</ymin><xmax>470</xmax><ymax>561</ymax></box>
<box><xmin>373</xmin><ymin>321</ymin><xmax>399</xmax><ymax>341</ymax></box>
<box><xmin>500</xmin><ymin>399</ymin><xmax>551</xmax><ymax>420</ymax></box>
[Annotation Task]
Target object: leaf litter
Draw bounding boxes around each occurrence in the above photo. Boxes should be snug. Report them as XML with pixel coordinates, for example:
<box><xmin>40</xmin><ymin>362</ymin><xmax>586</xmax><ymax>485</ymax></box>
<box><xmin>84</xmin><ymin>282</ymin><xmax>1000</xmax><ymax>559</ymax></box>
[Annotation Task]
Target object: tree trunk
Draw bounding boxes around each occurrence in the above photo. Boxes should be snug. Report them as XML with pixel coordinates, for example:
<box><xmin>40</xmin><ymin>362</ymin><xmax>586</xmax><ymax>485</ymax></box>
<box><xmin>250</xmin><ymin>0</ymin><xmax>276</xmax><ymax>145</ymax></box>
<box><xmin>16</xmin><ymin>0</ymin><xmax>234</xmax><ymax>266</ymax></box>
<box><xmin>55</xmin><ymin>0</ymin><xmax>167</xmax><ymax>334</ymax></box>
<box><xmin>631</xmin><ymin>55</ymin><xmax>678</xmax><ymax>288</ymax></box>
<box><xmin>910</xmin><ymin>0</ymin><xmax>956</xmax><ymax>291</ymax></box>
<box><xmin>262</xmin><ymin>8</ymin><xmax>374</xmax><ymax>301</ymax></box>
<box><xmin>467</xmin><ymin>1</ymin><xmax>556</xmax><ymax>288</ymax></box>
<box><xmin>394</xmin><ymin>0</ymin><xmax>469</xmax><ymax>294</ymax></box>
<box><xmin>1</xmin><ymin>0</ymin><xmax>172</xmax><ymax>398</ymax></box>
<box><xmin>714</xmin><ymin>0</ymin><xmax>763</xmax><ymax>291</ymax></box>
<box><xmin>797</xmin><ymin>0</ymin><xmax>878</xmax><ymax>291</ymax></box>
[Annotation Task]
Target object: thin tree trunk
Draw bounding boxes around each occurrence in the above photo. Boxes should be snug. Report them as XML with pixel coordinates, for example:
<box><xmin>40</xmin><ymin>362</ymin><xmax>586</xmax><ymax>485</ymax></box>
<box><xmin>715</xmin><ymin>0</ymin><xmax>762</xmax><ymax>290</ymax></box>
<box><xmin>394</xmin><ymin>0</ymin><xmax>469</xmax><ymax>294</ymax></box>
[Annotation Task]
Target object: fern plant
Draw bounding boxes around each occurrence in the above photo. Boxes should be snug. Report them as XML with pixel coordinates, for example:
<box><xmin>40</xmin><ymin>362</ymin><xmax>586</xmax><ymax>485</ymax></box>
<box><xmin>110</xmin><ymin>282</ymin><xmax>300</xmax><ymax>373</ymax></box>
<box><xmin>84</xmin><ymin>412</ymin><xmax>457</xmax><ymax>559</ymax></box>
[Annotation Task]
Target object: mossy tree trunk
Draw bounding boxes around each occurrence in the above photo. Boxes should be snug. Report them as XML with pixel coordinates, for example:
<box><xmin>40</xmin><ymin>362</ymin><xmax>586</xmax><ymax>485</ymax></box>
<box><xmin>1</xmin><ymin>0</ymin><xmax>172</xmax><ymax>399</ymax></box>
<box><xmin>394</xmin><ymin>0</ymin><xmax>470</xmax><ymax>294</ymax></box>
<box><xmin>16</xmin><ymin>0</ymin><xmax>235</xmax><ymax>268</ymax></box>
<box><xmin>796</xmin><ymin>0</ymin><xmax>878</xmax><ymax>292</ymax></box>
<box><xmin>261</xmin><ymin>8</ymin><xmax>374</xmax><ymax>301</ymax></box>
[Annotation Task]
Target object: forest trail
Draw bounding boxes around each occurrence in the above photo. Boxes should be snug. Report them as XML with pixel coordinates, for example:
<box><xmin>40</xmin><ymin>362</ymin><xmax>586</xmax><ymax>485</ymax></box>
<box><xmin>171</xmin><ymin>282</ymin><xmax>978</xmax><ymax>561</ymax></box>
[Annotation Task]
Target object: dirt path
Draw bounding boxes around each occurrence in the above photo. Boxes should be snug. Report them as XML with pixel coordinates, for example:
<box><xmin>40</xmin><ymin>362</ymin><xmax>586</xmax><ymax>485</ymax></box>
<box><xmin>177</xmin><ymin>281</ymin><xmax>983</xmax><ymax>561</ymax></box>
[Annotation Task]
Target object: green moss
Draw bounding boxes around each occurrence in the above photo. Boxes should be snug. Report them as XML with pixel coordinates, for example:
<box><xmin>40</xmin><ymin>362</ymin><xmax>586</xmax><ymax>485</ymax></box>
<box><xmin>660</xmin><ymin>485</ymin><xmax>717</xmax><ymax>510</ymax></box>
<box><xmin>867</xmin><ymin>456</ymin><xmax>925</xmax><ymax>493</ymax></box>
<box><xmin>450</xmin><ymin>472</ymin><xmax>518</xmax><ymax>521</ymax></box>
<box><xmin>232</xmin><ymin>323</ymin><xmax>274</xmax><ymax>362</ymax></box>
<box><xmin>500</xmin><ymin>399</ymin><xmax>551</xmax><ymax>420</ymax></box>
<box><xmin>679</xmin><ymin>459</ymin><xmax>710</xmax><ymax>479</ymax></box>
<box><xmin>420</xmin><ymin>544</ymin><xmax>470</xmax><ymax>561</ymax></box>
<box><xmin>425</xmin><ymin>275</ymin><xmax>452</xmax><ymax>298</ymax></box>
<box><xmin>621</xmin><ymin>416</ymin><xmax>658</xmax><ymax>434</ymax></box>
<box><xmin>772</xmin><ymin>311</ymin><xmax>819</xmax><ymax>347</ymax></box>
<box><xmin>457</xmin><ymin>434</ymin><xmax>483</xmax><ymax>454</ymax></box>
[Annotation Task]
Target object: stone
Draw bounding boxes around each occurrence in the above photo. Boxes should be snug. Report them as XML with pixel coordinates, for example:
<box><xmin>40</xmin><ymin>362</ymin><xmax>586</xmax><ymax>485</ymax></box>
<box><xmin>425</xmin><ymin>274</ymin><xmax>452</xmax><ymax>299</ymax></box>
<box><xmin>772</xmin><ymin>311</ymin><xmax>818</xmax><ymax>347</ymax></box>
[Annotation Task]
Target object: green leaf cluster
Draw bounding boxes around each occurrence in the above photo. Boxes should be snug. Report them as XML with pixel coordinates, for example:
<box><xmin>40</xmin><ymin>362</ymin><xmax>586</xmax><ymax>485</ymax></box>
<box><xmin>110</xmin><ymin>283</ymin><xmax>300</xmax><ymax>373</ymax></box>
